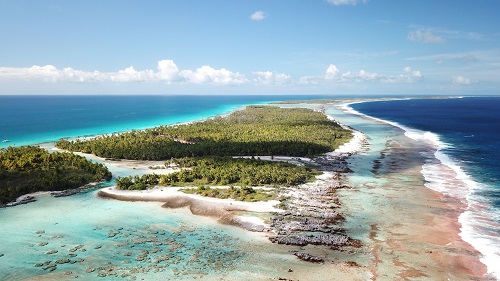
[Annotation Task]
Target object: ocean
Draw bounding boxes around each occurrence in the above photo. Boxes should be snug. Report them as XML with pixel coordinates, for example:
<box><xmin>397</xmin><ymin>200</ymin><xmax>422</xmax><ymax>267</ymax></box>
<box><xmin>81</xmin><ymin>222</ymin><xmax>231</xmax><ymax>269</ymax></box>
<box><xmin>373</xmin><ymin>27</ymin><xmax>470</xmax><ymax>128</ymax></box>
<box><xmin>350</xmin><ymin>97</ymin><xmax>500</xmax><ymax>279</ymax></box>
<box><xmin>0</xmin><ymin>95</ymin><xmax>322</xmax><ymax>148</ymax></box>
<box><xmin>0</xmin><ymin>94</ymin><xmax>350</xmax><ymax>281</ymax></box>
<box><xmin>1</xmin><ymin>95</ymin><xmax>499</xmax><ymax>280</ymax></box>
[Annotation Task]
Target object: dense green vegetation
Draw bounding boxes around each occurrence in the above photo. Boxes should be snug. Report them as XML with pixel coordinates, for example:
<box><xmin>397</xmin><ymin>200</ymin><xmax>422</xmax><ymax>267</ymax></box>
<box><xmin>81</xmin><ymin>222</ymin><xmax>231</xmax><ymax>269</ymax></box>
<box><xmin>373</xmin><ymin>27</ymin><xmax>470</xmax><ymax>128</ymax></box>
<box><xmin>56</xmin><ymin>106</ymin><xmax>352</xmax><ymax>160</ymax></box>
<box><xmin>115</xmin><ymin>156</ymin><xmax>321</xmax><ymax>190</ymax></box>
<box><xmin>182</xmin><ymin>186</ymin><xmax>276</xmax><ymax>202</ymax></box>
<box><xmin>0</xmin><ymin>146</ymin><xmax>112</xmax><ymax>204</ymax></box>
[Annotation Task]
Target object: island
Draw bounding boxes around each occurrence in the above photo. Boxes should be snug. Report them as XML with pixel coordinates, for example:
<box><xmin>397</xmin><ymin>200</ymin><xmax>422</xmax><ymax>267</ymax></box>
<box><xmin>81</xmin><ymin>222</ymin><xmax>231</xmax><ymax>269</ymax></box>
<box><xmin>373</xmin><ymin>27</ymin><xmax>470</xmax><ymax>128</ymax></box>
<box><xmin>55</xmin><ymin>106</ymin><xmax>352</xmax><ymax>159</ymax></box>
<box><xmin>0</xmin><ymin>146</ymin><xmax>112</xmax><ymax>206</ymax></box>
<box><xmin>52</xmin><ymin>105</ymin><xmax>363</xmax><ymax>266</ymax></box>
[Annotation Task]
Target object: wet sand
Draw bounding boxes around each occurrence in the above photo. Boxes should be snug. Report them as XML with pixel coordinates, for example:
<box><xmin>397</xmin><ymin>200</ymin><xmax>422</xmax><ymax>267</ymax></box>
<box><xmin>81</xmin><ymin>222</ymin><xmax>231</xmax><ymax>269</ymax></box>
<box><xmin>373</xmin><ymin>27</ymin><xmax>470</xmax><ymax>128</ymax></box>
<box><xmin>99</xmin><ymin>186</ymin><xmax>281</xmax><ymax>232</ymax></box>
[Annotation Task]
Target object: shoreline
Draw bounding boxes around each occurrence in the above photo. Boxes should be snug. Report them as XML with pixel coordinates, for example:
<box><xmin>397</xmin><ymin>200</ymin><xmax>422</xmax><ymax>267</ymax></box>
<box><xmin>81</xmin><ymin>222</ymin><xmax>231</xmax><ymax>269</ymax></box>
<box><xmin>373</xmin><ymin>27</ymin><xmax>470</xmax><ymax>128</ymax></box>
<box><xmin>96</xmin><ymin>125</ymin><xmax>366</xmax><ymax>233</ymax></box>
<box><xmin>2</xmin><ymin>97</ymin><xmax>495</xmax><ymax>280</ymax></box>
<box><xmin>337</xmin><ymin>100</ymin><xmax>493</xmax><ymax>280</ymax></box>
<box><xmin>98</xmin><ymin>186</ymin><xmax>281</xmax><ymax>232</ymax></box>
<box><xmin>95</xmin><ymin>104</ymin><xmax>367</xmax><ymax>231</ymax></box>
<box><xmin>2</xmin><ymin>102</ymin><xmax>353</xmax><ymax>208</ymax></box>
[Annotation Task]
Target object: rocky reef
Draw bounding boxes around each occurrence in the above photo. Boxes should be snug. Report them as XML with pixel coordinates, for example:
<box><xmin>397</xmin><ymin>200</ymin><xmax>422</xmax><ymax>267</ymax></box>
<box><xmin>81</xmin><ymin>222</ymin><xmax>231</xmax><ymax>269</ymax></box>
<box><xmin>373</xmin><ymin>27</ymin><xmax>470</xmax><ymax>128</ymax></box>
<box><xmin>268</xmin><ymin>153</ymin><xmax>360</xmax><ymax>262</ymax></box>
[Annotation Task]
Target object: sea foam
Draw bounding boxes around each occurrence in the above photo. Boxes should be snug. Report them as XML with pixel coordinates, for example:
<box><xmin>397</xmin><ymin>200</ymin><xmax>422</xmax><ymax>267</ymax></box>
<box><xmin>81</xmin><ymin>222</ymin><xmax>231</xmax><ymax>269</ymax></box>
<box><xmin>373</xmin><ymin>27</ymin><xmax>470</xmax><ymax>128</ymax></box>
<box><xmin>344</xmin><ymin>101</ymin><xmax>500</xmax><ymax>280</ymax></box>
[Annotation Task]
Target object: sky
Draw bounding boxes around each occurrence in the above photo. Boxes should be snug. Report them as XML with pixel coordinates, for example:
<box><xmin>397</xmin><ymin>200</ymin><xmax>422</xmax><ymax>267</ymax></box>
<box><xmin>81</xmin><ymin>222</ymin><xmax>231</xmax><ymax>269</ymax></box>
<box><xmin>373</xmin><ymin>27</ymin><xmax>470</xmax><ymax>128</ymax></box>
<box><xmin>0</xmin><ymin>0</ymin><xmax>499</xmax><ymax>95</ymax></box>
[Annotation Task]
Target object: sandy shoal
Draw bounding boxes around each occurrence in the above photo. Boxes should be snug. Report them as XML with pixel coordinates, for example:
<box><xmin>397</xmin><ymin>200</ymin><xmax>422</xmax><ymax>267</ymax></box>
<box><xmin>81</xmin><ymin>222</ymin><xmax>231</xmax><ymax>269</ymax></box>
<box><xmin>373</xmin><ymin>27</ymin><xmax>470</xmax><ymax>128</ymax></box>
<box><xmin>99</xmin><ymin>186</ymin><xmax>281</xmax><ymax>232</ymax></box>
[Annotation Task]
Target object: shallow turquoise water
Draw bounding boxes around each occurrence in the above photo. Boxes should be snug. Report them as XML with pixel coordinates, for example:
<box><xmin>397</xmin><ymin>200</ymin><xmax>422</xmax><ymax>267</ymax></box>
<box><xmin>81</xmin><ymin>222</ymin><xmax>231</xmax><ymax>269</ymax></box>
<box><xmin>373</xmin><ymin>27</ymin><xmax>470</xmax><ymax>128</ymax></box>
<box><xmin>2</xmin><ymin>95</ymin><xmax>362</xmax><ymax>281</ymax></box>
<box><xmin>0</xmin><ymin>95</ymin><xmax>332</xmax><ymax>148</ymax></box>
<box><xmin>0</xmin><ymin>191</ymin><xmax>255</xmax><ymax>280</ymax></box>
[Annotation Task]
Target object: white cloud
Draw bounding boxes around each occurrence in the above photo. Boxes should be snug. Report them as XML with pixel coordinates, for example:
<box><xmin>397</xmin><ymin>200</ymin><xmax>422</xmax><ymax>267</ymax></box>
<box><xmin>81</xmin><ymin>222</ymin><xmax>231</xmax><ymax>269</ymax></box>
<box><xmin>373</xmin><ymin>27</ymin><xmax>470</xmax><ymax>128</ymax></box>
<box><xmin>322</xmin><ymin>65</ymin><xmax>422</xmax><ymax>83</ymax></box>
<box><xmin>401</xmin><ymin>66</ymin><xmax>422</xmax><ymax>82</ymax></box>
<box><xmin>156</xmin><ymin>60</ymin><xmax>179</xmax><ymax>82</ymax></box>
<box><xmin>0</xmin><ymin>64</ymin><xmax>108</xmax><ymax>83</ymax></box>
<box><xmin>254</xmin><ymin>71</ymin><xmax>292</xmax><ymax>85</ymax></box>
<box><xmin>250</xmin><ymin>11</ymin><xmax>266</xmax><ymax>21</ymax></box>
<box><xmin>407</xmin><ymin>30</ymin><xmax>446</xmax><ymax>44</ymax></box>
<box><xmin>452</xmin><ymin>75</ymin><xmax>472</xmax><ymax>85</ymax></box>
<box><xmin>380</xmin><ymin>67</ymin><xmax>422</xmax><ymax>83</ymax></box>
<box><xmin>0</xmin><ymin>60</ymin><xmax>248</xmax><ymax>85</ymax></box>
<box><xmin>110</xmin><ymin>66</ymin><xmax>156</xmax><ymax>82</ymax></box>
<box><xmin>179</xmin><ymin>65</ymin><xmax>246</xmax><ymax>85</ymax></box>
<box><xmin>0</xmin><ymin>61</ymin><xmax>424</xmax><ymax>90</ymax></box>
<box><xmin>357</xmin><ymin>69</ymin><xmax>381</xmax><ymax>81</ymax></box>
<box><xmin>341</xmin><ymin>71</ymin><xmax>354</xmax><ymax>81</ymax></box>
<box><xmin>298</xmin><ymin>75</ymin><xmax>321</xmax><ymax>85</ymax></box>
<box><xmin>324</xmin><ymin>64</ymin><xmax>341</xmax><ymax>80</ymax></box>
<box><xmin>327</xmin><ymin>0</ymin><xmax>367</xmax><ymax>5</ymax></box>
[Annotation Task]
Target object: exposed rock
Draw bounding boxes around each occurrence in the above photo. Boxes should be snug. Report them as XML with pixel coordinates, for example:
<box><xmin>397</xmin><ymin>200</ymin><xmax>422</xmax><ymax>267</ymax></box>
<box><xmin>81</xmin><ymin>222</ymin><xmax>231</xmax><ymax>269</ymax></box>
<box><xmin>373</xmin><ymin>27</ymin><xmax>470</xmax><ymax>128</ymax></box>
<box><xmin>269</xmin><ymin>234</ymin><xmax>349</xmax><ymax>246</ymax></box>
<box><xmin>1</xmin><ymin>195</ymin><xmax>36</xmax><ymax>208</ymax></box>
<box><xmin>50</xmin><ymin>184</ymin><xmax>95</xmax><ymax>198</ymax></box>
<box><xmin>345</xmin><ymin>261</ymin><xmax>360</xmax><ymax>267</ymax></box>
<box><xmin>42</xmin><ymin>264</ymin><xmax>57</xmax><ymax>271</ymax></box>
<box><xmin>267</xmin><ymin>153</ymin><xmax>362</xmax><ymax>261</ymax></box>
<box><xmin>294</xmin><ymin>252</ymin><xmax>324</xmax><ymax>263</ymax></box>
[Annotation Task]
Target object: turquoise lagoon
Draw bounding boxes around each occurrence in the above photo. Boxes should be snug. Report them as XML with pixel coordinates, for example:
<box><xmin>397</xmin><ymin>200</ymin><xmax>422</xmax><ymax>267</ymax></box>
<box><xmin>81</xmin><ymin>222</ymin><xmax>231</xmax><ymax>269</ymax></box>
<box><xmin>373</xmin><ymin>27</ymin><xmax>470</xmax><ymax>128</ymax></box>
<box><xmin>1</xmin><ymin>95</ymin><xmax>353</xmax><ymax>281</ymax></box>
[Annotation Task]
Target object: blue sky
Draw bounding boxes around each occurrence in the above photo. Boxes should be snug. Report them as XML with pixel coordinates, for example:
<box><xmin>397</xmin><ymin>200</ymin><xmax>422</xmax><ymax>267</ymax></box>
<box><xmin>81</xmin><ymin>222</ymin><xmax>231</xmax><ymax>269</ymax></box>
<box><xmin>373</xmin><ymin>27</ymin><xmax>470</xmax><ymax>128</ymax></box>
<box><xmin>0</xmin><ymin>0</ymin><xmax>499</xmax><ymax>95</ymax></box>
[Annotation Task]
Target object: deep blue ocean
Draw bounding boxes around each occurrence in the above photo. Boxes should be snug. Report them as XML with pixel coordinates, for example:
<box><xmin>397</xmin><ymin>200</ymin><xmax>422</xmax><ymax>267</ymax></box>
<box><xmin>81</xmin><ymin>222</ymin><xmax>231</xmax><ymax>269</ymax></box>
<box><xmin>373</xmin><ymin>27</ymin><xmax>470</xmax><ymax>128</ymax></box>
<box><xmin>1</xmin><ymin>95</ymin><xmax>499</xmax><ymax>278</ymax></box>
<box><xmin>351</xmin><ymin>97</ymin><xmax>500</xmax><ymax>276</ymax></box>
<box><xmin>351</xmin><ymin>97</ymin><xmax>500</xmax><ymax>200</ymax></box>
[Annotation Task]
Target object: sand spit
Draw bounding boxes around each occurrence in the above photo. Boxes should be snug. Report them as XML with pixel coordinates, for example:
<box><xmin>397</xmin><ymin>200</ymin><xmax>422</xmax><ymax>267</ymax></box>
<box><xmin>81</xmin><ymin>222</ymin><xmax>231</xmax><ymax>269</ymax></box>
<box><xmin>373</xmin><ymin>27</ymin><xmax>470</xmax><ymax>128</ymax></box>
<box><xmin>98</xmin><ymin>148</ymin><xmax>362</xmax><ymax>270</ymax></box>
<box><xmin>96</xmin><ymin>107</ymin><xmax>368</xmax><ymax>266</ymax></box>
<box><xmin>99</xmin><ymin>186</ymin><xmax>281</xmax><ymax>232</ymax></box>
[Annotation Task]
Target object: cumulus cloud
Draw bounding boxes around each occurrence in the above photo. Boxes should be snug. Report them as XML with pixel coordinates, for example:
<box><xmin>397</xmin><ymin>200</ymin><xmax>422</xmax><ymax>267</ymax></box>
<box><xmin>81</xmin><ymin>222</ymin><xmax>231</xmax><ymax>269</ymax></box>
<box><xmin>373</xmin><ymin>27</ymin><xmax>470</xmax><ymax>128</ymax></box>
<box><xmin>250</xmin><ymin>11</ymin><xmax>266</xmax><ymax>21</ymax></box>
<box><xmin>327</xmin><ymin>0</ymin><xmax>367</xmax><ymax>5</ymax></box>
<box><xmin>0</xmin><ymin>62</ymin><xmax>176</xmax><ymax>83</ymax></box>
<box><xmin>179</xmin><ymin>65</ymin><xmax>246</xmax><ymax>85</ymax></box>
<box><xmin>0</xmin><ymin>60</ymin><xmax>248</xmax><ymax>85</ymax></box>
<box><xmin>322</xmin><ymin>65</ymin><xmax>422</xmax><ymax>83</ymax></box>
<box><xmin>452</xmin><ymin>75</ymin><xmax>472</xmax><ymax>85</ymax></box>
<box><xmin>0</xmin><ymin>60</ymin><xmax>424</xmax><ymax>89</ymax></box>
<box><xmin>400</xmin><ymin>66</ymin><xmax>423</xmax><ymax>82</ymax></box>
<box><xmin>324</xmin><ymin>64</ymin><xmax>341</xmax><ymax>80</ymax></box>
<box><xmin>109</xmin><ymin>66</ymin><xmax>156</xmax><ymax>83</ymax></box>
<box><xmin>254</xmin><ymin>71</ymin><xmax>292</xmax><ymax>85</ymax></box>
<box><xmin>407</xmin><ymin>30</ymin><xmax>446</xmax><ymax>44</ymax></box>
<box><xmin>357</xmin><ymin>69</ymin><xmax>381</xmax><ymax>81</ymax></box>
<box><xmin>0</xmin><ymin>65</ymin><xmax>107</xmax><ymax>83</ymax></box>
<box><xmin>156</xmin><ymin>60</ymin><xmax>179</xmax><ymax>82</ymax></box>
